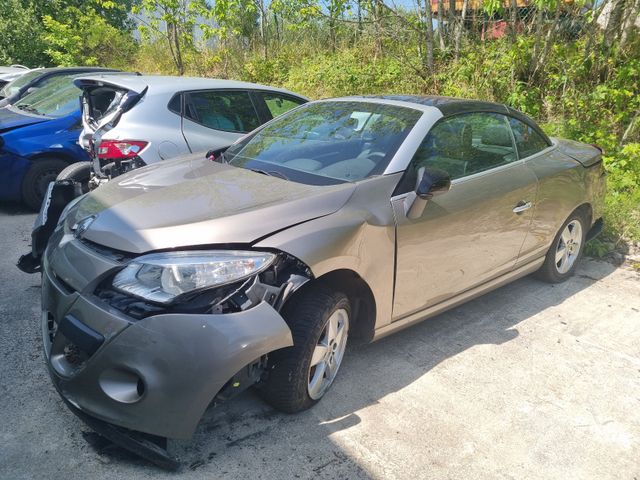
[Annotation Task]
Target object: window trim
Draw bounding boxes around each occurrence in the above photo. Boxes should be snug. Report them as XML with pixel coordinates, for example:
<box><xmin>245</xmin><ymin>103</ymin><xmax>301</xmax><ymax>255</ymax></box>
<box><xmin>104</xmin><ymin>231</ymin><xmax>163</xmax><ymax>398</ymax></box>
<box><xmin>505</xmin><ymin>113</ymin><xmax>552</xmax><ymax>161</ymax></box>
<box><xmin>253</xmin><ymin>90</ymin><xmax>308</xmax><ymax>121</ymax></box>
<box><xmin>180</xmin><ymin>88</ymin><xmax>262</xmax><ymax>134</ymax></box>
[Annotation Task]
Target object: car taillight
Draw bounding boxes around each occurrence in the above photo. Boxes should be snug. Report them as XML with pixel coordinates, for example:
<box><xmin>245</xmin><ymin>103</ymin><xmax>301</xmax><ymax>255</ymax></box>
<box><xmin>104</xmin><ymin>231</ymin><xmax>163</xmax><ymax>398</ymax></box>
<box><xmin>97</xmin><ymin>140</ymin><xmax>148</xmax><ymax>160</ymax></box>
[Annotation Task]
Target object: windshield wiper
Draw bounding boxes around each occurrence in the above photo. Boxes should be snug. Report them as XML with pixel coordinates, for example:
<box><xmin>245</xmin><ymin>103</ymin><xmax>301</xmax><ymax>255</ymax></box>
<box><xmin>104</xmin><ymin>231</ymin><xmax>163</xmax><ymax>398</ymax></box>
<box><xmin>17</xmin><ymin>104</ymin><xmax>40</xmax><ymax>115</ymax></box>
<box><xmin>249</xmin><ymin>168</ymin><xmax>289</xmax><ymax>181</ymax></box>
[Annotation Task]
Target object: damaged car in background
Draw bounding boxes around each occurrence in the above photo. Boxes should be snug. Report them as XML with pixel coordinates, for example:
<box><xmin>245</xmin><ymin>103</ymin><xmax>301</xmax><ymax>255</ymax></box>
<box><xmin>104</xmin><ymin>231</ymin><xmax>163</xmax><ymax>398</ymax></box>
<box><xmin>30</xmin><ymin>96</ymin><xmax>605</xmax><ymax>469</ymax></box>
<box><xmin>60</xmin><ymin>74</ymin><xmax>307</xmax><ymax>189</ymax></box>
<box><xmin>0</xmin><ymin>64</ymin><xmax>31</xmax><ymax>89</ymax></box>
<box><xmin>16</xmin><ymin>75</ymin><xmax>306</xmax><ymax>273</ymax></box>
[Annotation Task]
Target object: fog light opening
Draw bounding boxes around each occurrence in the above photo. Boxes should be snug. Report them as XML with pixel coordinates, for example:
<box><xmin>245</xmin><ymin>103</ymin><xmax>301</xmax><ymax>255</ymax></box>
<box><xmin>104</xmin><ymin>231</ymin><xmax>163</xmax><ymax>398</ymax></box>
<box><xmin>99</xmin><ymin>368</ymin><xmax>146</xmax><ymax>404</ymax></box>
<box><xmin>136</xmin><ymin>378</ymin><xmax>145</xmax><ymax>397</ymax></box>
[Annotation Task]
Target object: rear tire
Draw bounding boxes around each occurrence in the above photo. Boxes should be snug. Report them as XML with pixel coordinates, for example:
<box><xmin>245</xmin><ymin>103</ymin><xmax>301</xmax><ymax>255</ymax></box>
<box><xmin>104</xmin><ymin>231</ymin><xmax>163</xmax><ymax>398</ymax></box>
<box><xmin>21</xmin><ymin>158</ymin><xmax>68</xmax><ymax>211</ymax></box>
<box><xmin>260</xmin><ymin>286</ymin><xmax>350</xmax><ymax>413</ymax></box>
<box><xmin>535</xmin><ymin>211</ymin><xmax>587</xmax><ymax>283</ymax></box>
<box><xmin>56</xmin><ymin>161</ymin><xmax>91</xmax><ymax>193</ymax></box>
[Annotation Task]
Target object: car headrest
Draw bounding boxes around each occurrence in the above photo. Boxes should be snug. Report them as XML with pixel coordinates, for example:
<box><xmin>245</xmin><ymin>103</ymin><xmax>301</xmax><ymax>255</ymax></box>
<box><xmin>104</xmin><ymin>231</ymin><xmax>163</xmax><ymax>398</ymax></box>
<box><xmin>461</xmin><ymin>124</ymin><xmax>473</xmax><ymax>150</ymax></box>
<box><xmin>482</xmin><ymin>125</ymin><xmax>512</xmax><ymax>147</ymax></box>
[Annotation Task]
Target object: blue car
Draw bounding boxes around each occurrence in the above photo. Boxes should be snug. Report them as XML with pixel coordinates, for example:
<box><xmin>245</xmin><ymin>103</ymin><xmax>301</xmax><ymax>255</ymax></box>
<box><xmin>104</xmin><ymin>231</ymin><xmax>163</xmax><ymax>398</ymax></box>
<box><xmin>0</xmin><ymin>74</ymin><xmax>90</xmax><ymax>210</ymax></box>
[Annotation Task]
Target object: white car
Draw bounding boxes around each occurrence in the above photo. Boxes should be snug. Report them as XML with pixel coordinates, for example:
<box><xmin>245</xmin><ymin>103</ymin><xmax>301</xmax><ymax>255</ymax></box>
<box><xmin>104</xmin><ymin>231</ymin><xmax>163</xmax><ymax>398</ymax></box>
<box><xmin>66</xmin><ymin>75</ymin><xmax>308</xmax><ymax>186</ymax></box>
<box><xmin>0</xmin><ymin>65</ymin><xmax>31</xmax><ymax>89</ymax></box>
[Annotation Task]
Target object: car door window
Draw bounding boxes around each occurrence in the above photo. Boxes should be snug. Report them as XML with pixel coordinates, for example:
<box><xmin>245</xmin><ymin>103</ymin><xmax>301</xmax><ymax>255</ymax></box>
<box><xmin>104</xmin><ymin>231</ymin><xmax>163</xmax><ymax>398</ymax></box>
<box><xmin>508</xmin><ymin>117</ymin><xmax>549</xmax><ymax>158</ymax></box>
<box><xmin>167</xmin><ymin>93</ymin><xmax>181</xmax><ymax>115</ymax></box>
<box><xmin>185</xmin><ymin>90</ymin><xmax>261</xmax><ymax>133</ymax></box>
<box><xmin>259</xmin><ymin>92</ymin><xmax>305</xmax><ymax>118</ymax></box>
<box><xmin>403</xmin><ymin>112</ymin><xmax>517</xmax><ymax>189</ymax></box>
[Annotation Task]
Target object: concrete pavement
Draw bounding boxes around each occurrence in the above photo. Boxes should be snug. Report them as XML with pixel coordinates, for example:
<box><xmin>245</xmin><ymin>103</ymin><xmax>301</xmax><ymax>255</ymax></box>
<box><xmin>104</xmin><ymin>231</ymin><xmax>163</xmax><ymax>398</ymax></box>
<box><xmin>1</xmin><ymin>203</ymin><xmax>638</xmax><ymax>479</ymax></box>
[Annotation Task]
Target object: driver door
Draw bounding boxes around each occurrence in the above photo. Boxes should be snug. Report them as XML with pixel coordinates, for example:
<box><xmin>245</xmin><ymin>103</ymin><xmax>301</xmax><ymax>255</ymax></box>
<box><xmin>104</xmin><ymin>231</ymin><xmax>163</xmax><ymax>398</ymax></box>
<box><xmin>392</xmin><ymin>112</ymin><xmax>538</xmax><ymax>320</ymax></box>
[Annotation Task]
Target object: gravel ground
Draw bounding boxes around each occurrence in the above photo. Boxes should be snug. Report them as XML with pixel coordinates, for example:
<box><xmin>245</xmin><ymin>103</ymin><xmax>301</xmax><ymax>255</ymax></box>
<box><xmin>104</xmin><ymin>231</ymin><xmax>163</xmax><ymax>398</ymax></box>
<box><xmin>1</xmin><ymin>202</ymin><xmax>639</xmax><ymax>479</ymax></box>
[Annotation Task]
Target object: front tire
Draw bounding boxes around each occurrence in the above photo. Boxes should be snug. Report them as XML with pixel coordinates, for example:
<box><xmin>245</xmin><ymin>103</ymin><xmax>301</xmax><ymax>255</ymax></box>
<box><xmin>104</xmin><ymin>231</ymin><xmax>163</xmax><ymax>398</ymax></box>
<box><xmin>21</xmin><ymin>158</ymin><xmax>68</xmax><ymax>211</ymax></box>
<box><xmin>260</xmin><ymin>286</ymin><xmax>350</xmax><ymax>413</ymax></box>
<box><xmin>536</xmin><ymin>212</ymin><xmax>587</xmax><ymax>283</ymax></box>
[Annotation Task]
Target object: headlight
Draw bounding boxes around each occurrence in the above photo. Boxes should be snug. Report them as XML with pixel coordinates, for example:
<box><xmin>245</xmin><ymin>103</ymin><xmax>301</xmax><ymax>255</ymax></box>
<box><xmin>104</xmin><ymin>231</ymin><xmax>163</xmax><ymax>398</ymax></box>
<box><xmin>112</xmin><ymin>250</ymin><xmax>275</xmax><ymax>304</ymax></box>
<box><xmin>57</xmin><ymin>194</ymin><xmax>85</xmax><ymax>226</ymax></box>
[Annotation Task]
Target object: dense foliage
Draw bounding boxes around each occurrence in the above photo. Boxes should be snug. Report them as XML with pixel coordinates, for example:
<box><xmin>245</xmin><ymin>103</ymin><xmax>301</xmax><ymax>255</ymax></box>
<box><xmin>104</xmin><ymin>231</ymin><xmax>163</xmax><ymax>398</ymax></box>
<box><xmin>1</xmin><ymin>0</ymin><xmax>639</xmax><ymax>248</ymax></box>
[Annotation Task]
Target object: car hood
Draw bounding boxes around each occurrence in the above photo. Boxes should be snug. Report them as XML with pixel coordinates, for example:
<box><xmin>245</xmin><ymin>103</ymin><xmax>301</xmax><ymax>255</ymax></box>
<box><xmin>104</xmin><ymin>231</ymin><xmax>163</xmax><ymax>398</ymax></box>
<box><xmin>73</xmin><ymin>154</ymin><xmax>356</xmax><ymax>254</ymax></box>
<box><xmin>0</xmin><ymin>107</ymin><xmax>47</xmax><ymax>133</ymax></box>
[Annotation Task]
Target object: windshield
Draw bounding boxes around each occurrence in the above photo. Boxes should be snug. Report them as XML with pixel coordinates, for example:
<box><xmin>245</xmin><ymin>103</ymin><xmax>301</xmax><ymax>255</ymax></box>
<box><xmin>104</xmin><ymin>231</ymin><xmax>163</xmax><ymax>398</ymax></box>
<box><xmin>225</xmin><ymin>101</ymin><xmax>422</xmax><ymax>185</ymax></box>
<box><xmin>0</xmin><ymin>69</ymin><xmax>43</xmax><ymax>98</ymax></box>
<box><xmin>12</xmin><ymin>75</ymin><xmax>81</xmax><ymax>118</ymax></box>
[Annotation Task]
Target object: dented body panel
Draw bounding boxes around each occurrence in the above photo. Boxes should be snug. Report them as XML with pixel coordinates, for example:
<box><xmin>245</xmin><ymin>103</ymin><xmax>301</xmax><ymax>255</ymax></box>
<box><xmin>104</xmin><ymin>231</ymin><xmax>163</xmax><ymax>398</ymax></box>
<box><xmin>72</xmin><ymin>155</ymin><xmax>356</xmax><ymax>253</ymax></box>
<box><xmin>42</xmin><ymin>227</ymin><xmax>295</xmax><ymax>439</ymax></box>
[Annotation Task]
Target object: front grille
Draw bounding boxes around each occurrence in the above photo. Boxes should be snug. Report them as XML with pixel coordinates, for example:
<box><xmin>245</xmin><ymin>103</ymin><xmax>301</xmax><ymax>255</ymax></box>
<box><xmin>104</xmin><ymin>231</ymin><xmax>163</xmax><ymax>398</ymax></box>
<box><xmin>47</xmin><ymin>314</ymin><xmax>105</xmax><ymax>376</ymax></box>
<box><xmin>79</xmin><ymin>238</ymin><xmax>133</xmax><ymax>262</ymax></box>
<box><xmin>46</xmin><ymin>312</ymin><xmax>57</xmax><ymax>344</ymax></box>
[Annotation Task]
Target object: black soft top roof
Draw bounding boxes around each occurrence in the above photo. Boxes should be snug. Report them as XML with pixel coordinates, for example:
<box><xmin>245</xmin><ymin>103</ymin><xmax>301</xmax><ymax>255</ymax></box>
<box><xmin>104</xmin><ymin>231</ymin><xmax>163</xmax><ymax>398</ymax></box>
<box><xmin>353</xmin><ymin>94</ymin><xmax>551</xmax><ymax>145</ymax></box>
<box><xmin>363</xmin><ymin>95</ymin><xmax>508</xmax><ymax>115</ymax></box>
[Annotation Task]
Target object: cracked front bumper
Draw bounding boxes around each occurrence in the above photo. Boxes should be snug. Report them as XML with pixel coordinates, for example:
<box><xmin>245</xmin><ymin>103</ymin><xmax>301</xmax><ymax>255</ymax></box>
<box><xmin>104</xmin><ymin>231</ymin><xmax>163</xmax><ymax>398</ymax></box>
<box><xmin>41</xmin><ymin>240</ymin><xmax>293</xmax><ymax>439</ymax></box>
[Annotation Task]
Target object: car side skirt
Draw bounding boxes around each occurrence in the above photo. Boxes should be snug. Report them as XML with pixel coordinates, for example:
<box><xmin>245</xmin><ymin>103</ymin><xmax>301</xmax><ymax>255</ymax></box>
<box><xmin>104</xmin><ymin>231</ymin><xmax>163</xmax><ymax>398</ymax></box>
<box><xmin>372</xmin><ymin>256</ymin><xmax>545</xmax><ymax>341</ymax></box>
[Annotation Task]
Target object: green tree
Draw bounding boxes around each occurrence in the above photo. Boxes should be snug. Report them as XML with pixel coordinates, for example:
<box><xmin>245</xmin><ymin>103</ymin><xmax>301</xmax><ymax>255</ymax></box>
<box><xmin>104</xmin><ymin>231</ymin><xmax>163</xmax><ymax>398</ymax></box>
<box><xmin>0</xmin><ymin>0</ymin><xmax>48</xmax><ymax>66</ymax></box>
<box><xmin>42</xmin><ymin>1</ymin><xmax>137</xmax><ymax>67</ymax></box>
<box><xmin>133</xmin><ymin>0</ymin><xmax>214</xmax><ymax>75</ymax></box>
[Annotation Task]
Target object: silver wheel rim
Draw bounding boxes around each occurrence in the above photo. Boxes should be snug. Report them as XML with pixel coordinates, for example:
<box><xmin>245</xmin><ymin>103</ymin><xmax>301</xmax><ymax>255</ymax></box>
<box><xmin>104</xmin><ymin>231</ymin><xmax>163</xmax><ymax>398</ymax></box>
<box><xmin>307</xmin><ymin>308</ymin><xmax>349</xmax><ymax>400</ymax></box>
<box><xmin>555</xmin><ymin>220</ymin><xmax>583</xmax><ymax>274</ymax></box>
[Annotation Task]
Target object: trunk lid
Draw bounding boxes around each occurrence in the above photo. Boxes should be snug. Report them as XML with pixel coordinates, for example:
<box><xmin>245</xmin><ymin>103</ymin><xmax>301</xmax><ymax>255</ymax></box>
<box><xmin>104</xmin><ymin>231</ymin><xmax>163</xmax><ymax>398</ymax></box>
<box><xmin>554</xmin><ymin>137</ymin><xmax>602</xmax><ymax>167</ymax></box>
<box><xmin>74</xmin><ymin>76</ymin><xmax>148</xmax><ymax>171</ymax></box>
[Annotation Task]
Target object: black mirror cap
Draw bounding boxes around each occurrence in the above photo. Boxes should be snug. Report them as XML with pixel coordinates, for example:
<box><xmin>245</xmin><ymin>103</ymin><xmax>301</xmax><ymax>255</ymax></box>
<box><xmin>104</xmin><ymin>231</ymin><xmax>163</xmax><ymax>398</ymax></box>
<box><xmin>416</xmin><ymin>168</ymin><xmax>451</xmax><ymax>200</ymax></box>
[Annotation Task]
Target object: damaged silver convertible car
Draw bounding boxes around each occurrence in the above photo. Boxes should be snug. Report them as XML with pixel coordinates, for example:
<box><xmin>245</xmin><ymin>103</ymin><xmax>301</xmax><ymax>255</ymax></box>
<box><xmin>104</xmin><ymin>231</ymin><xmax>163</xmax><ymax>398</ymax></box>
<box><xmin>41</xmin><ymin>96</ymin><xmax>605</xmax><ymax>466</ymax></box>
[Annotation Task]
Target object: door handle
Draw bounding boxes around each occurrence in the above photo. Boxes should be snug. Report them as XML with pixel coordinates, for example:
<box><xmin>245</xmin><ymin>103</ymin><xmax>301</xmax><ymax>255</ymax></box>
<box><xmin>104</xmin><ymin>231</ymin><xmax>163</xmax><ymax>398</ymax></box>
<box><xmin>513</xmin><ymin>201</ymin><xmax>532</xmax><ymax>214</ymax></box>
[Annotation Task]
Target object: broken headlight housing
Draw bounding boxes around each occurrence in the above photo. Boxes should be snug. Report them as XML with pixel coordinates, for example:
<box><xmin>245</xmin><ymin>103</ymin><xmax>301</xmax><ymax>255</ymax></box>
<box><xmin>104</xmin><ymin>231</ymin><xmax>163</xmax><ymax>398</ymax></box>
<box><xmin>112</xmin><ymin>250</ymin><xmax>275</xmax><ymax>304</ymax></box>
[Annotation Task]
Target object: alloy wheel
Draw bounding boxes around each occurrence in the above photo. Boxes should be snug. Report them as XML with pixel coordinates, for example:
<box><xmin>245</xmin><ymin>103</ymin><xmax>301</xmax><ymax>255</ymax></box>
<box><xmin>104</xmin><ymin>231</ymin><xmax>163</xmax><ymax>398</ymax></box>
<box><xmin>307</xmin><ymin>308</ymin><xmax>349</xmax><ymax>400</ymax></box>
<box><xmin>555</xmin><ymin>219</ymin><xmax>583</xmax><ymax>274</ymax></box>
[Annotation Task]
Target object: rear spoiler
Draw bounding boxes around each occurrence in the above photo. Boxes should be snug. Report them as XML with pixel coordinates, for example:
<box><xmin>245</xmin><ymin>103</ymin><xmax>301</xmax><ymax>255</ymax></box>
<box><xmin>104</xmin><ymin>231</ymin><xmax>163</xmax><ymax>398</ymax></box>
<box><xmin>73</xmin><ymin>75</ymin><xmax>145</xmax><ymax>95</ymax></box>
<box><xmin>553</xmin><ymin>138</ymin><xmax>603</xmax><ymax>168</ymax></box>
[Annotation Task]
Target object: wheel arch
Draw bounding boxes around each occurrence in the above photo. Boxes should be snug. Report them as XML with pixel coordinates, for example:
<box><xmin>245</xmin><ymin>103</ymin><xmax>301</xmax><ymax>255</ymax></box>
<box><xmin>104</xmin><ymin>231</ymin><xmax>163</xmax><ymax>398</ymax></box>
<box><xmin>28</xmin><ymin>152</ymin><xmax>76</xmax><ymax>165</ymax></box>
<box><xmin>285</xmin><ymin>268</ymin><xmax>377</xmax><ymax>345</ymax></box>
<box><xmin>572</xmin><ymin>202</ymin><xmax>593</xmax><ymax>228</ymax></box>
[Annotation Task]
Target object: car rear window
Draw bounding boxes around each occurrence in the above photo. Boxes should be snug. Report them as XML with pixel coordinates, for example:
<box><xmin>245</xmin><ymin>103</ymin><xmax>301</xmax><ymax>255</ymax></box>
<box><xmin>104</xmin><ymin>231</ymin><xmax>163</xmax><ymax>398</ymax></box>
<box><xmin>508</xmin><ymin>117</ymin><xmax>550</xmax><ymax>158</ymax></box>
<box><xmin>184</xmin><ymin>90</ymin><xmax>261</xmax><ymax>133</ymax></box>
<box><xmin>260</xmin><ymin>92</ymin><xmax>306</xmax><ymax>118</ymax></box>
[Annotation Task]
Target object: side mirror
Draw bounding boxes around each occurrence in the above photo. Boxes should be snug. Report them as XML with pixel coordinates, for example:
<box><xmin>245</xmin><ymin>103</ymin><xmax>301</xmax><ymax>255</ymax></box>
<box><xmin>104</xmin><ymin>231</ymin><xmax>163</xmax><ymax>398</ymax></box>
<box><xmin>26</xmin><ymin>87</ymin><xmax>38</xmax><ymax>94</ymax></box>
<box><xmin>416</xmin><ymin>167</ymin><xmax>451</xmax><ymax>200</ymax></box>
<box><xmin>405</xmin><ymin>167</ymin><xmax>451</xmax><ymax>219</ymax></box>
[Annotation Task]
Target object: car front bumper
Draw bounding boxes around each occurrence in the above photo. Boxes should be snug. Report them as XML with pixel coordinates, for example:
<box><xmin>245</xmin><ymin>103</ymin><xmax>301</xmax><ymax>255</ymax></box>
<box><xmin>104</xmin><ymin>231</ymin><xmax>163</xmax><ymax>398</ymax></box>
<box><xmin>41</xmin><ymin>234</ymin><xmax>294</xmax><ymax>440</ymax></box>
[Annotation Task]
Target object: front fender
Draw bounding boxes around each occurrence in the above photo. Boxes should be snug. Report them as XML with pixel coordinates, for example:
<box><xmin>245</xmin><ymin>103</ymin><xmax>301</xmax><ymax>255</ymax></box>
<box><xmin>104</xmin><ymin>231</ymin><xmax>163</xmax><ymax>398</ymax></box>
<box><xmin>254</xmin><ymin>175</ymin><xmax>402</xmax><ymax>330</ymax></box>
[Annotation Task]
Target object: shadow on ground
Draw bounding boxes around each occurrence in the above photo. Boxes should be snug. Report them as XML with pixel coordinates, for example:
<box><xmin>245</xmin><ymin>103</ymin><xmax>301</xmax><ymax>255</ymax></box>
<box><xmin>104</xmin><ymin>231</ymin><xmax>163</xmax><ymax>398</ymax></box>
<box><xmin>109</xmin><ymin>260</ymin><xmax>616</xmax><ymax>473</ymax></box>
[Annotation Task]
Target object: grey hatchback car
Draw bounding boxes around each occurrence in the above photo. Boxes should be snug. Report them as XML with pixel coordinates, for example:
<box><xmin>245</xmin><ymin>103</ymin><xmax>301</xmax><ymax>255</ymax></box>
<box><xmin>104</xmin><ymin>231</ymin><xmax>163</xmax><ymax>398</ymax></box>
<box><xmin>41</xmin><ymin>96</ymin><xmax>605</xmax><ymax>466</ymax></box>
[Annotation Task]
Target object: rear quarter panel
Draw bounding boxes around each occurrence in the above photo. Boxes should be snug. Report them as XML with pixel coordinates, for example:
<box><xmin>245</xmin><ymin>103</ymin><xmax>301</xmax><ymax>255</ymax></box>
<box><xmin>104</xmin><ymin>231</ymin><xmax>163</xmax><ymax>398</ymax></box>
<box><xmin>517</xmin><ymin>142</ymin><xmax>604</xmax><ymax>266</ymax></box>
<box><xmin>102</xmin><ymin>91</ymin><xmax>190</xmax><ymax>165</ymax></box>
